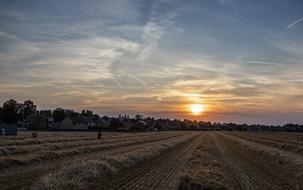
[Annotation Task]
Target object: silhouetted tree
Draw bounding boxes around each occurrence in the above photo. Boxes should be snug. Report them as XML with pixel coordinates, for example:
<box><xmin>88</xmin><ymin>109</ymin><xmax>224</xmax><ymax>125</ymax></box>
<box><xmin>23</xmin><ymin>100</ymin><xmax>37</xmax><ymax>118</ymax></box>
<box><xmin>2</xmin><ymin>99</ymin><xmax>22</xmax><ymax>124</ymax></box>
<box><xmin>53</xmin><ymin>108</ymin><xmax>66</xmax><ymax>122</ymax></box>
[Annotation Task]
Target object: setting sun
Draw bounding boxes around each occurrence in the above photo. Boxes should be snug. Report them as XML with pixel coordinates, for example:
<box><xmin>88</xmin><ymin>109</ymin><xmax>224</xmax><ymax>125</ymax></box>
<box><xmin>190</xmin><ymin>104</ymin><xmax>205</xmax><ymax>115</ymax></box>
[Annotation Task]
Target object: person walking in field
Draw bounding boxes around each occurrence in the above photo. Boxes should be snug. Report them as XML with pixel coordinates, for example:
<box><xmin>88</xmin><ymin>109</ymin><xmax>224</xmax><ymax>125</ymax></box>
<box><xmin>32</xmin><ymin>131</ymin><xmax>38</xmax><ymax>138</ymax></box>
<box><xmin>97</xmin><ymin>131</ymin><xmax>102</xmax><ymax>139</ymax></box>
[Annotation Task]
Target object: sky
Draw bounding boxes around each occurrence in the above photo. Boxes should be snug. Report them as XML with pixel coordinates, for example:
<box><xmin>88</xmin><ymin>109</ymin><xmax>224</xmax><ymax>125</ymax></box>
<box><xmin>0</xmin><ymin>0</ymin><xmax>303</xmax><ymax>125</ymax></box>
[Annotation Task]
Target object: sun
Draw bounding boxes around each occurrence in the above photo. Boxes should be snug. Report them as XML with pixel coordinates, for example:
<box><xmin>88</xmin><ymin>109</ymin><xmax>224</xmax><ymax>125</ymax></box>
<box><xmin>190</xmin><ymin>104</ymin><xmax>205</xmax><ymax>115</ymax></box>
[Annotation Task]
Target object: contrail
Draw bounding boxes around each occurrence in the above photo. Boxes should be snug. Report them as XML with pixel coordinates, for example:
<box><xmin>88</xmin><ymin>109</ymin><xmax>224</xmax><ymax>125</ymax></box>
<box><xmin>286</xmin><ymin>16</ymin><xmax>303</xmax><ymax>30</ymax></box>
<box><xmin>113</xmin><ymin>77</ymin><xmax>123</xmax><ymax>89</ymax></box>
<box><xmin>126</xmin><ymin>73</ymin><xmax>147</xmax><ymax>86</ymax></box>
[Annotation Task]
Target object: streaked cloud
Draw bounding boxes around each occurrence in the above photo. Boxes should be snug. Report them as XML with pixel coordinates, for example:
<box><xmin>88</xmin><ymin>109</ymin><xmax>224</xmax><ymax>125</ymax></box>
<box><xmin>0</xmin><ymin>0</ymin><xmax>303</xmax><ymax>124</ymax></box>
<box><xmin>286</xmin><ymin>16</ymin><xmax>303</xmax><ymax>30</ymax></box>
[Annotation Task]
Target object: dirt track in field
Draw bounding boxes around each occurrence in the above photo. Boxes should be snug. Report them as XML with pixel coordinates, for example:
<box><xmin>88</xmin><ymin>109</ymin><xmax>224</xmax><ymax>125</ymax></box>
<box><xmin>100</xmin><ymin>133</ymin><xmax>203</xmax><ymax>190</ymax></box>
<box><xmin>210</xmin><ymin>132</ymin><xmax>300</xmax><ymax>190</ymax></box>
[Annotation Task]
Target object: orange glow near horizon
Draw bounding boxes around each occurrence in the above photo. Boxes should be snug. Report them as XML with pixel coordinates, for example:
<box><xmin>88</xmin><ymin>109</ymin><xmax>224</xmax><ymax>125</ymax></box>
<box><xmin>190</xmin><ymin>104</ymin><xmax>206</xmax><ymax>115</ymax></box>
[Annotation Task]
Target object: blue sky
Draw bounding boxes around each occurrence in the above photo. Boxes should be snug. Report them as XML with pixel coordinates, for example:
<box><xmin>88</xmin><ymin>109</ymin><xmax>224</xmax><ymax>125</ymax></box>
<box><xmin>0</xmin><ymin>0</ymin><xmax>303</xmax><ymax>124</ymax></box>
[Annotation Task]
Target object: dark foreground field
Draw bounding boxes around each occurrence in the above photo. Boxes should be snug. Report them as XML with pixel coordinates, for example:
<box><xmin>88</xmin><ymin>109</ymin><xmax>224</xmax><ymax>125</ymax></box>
<box><xmin>0</xmin><ymin>131</ymin><xmax>303</xmax><ymax>190</ymax></box>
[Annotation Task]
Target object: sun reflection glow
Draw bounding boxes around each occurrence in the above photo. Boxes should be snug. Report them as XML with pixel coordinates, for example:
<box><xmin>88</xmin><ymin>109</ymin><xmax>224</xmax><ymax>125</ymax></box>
<box><xmin>190</xmin><ymin>104</ymin><xmax>206</xmax><ymax>115</ymax></box>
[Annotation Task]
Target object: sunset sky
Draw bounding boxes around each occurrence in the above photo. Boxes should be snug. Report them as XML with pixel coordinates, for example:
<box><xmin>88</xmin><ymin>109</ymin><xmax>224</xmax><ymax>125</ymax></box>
<box><xmin>0</xmin><ymin>0</ymin><xmax>303</xmax><ymax>124</ymax></box>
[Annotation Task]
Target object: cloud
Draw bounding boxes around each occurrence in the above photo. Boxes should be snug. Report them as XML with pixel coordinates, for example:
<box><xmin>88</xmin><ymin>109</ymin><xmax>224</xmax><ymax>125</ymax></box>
<box><xmin>137</xmin><ymin>22</ymin><xmax>163</xmax><ymax>61</ymax></box>
<box><xmin>286</xmin><ymin>16</ymin><xmax>303</xmax><ymax>30</ymax></box>
<box><xmin>137</xmin><ymin>11</ymin><xmax>176</xmax><ymax>61</ymax></box>
<box><xmin>1</xmin><ymin>0</ymin><xmax>303</xmax><ymax>124</ymax></box>
<box><xmin>0</xmin><ymin>9</ymin><xmax>27</xmax><ymax>21</ymax></box>
<box><xmin>123</xmin><ymin>72</ymin><xmax>147</xmax><ymax>86</ymax></box>
<box><xmin>0</xmin><ymin>31</ymin><xmax>17</xmax><ymax>39</ymax></box>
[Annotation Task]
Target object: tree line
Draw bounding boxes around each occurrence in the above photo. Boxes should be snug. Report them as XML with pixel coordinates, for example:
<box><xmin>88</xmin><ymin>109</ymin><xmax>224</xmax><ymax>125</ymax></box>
<box><xmin>0</xmin><ymin>98</ymin><xmax>303</xmax><ymax>132</ymax></box>
<box><xmin>0</xmin><ymin>99</ymin><xmax>37</xmax><ymax>124</ymax></box>
<box><xmin>0</xmin><ymin>99</ymin><xmax>98</xmax><ymax>124</ymax></box>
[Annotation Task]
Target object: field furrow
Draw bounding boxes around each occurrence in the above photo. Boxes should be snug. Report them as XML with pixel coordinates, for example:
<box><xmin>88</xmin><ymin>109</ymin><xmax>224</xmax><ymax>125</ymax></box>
<box><xmin>179</xmin><ymin>132</ymin><xmax>303</xmax><ymax>190</ymax></box>
<box><xmin>103</xmin><ymin>132</ymin><xmax>203</xmax><ymax>190</ymax></box>
<box><xmin>0</xmin><ymin>133</ymin><xmax>185</xmax><ymax>169</ymax></box>
<box><xmin>1</xmin><ymin>131</ymin><xmax>303</xmax><ymax>190</ymax></box>
<box><xmin>211</xmin><ymin>133</ymin><xmax>296</xmax><ymax>189</ymax></box>
<box><xmin>0</xmin><ymin>131</ymin><xmax>194</xmax><ymax>190</ymax></box>
<box><xmin>226</xmin><ymin>132</ymin><xmax>303</xmax><ymax>155</ymax></box>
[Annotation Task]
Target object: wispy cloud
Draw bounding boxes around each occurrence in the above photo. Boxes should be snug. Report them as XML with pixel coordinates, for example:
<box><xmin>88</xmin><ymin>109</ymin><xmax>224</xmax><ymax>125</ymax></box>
<box><xmin>124</xmin><ymin>72</ymin><xmax>147</xmax><ymax>86</ymax></box>
<box><xmin>1</xmin><ymin>0</ymin><xmax>303</xmax><ymax>124</ymax></box>
<box><xmin>0</xmin><ymin>9</ymin><xmax>27</xmax><ymax>21</ymax></box>
<box><xmin>286</xmin><ymin>16</ymin><xmax>303</xmax><ymax>30</ymax></box>
<box><xmin>0</xmin><ymin>31</ymin><xmax>17</xmax><ymax>39</ymax></box>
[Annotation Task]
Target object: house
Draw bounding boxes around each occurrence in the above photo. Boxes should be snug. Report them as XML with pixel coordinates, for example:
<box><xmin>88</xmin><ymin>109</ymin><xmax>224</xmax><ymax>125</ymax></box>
<box><xmin>82</xmin><ymin>116</ymin><xmax>103</xmax><ymax>130</ymax></box>
<box><xmin>117</xmin><ymin>116</ymin><xmax>131</xmax><ymax>131</ymax></box>
<box><xmin>58</xmin><ymin>116</ymin><xmax>89</xmax><ymax>130</ymax></box>
<box><xmin>26</xmin><ymin>113</ymin><xmax>48</xmax><ymax>130</ymax></box>
<box><xmin>87</xmin><ymin>118</ymin><xmax>103</xmax><ymax>130</ymax></box>
<box><xmin>100</xmin><ymin>117</ymin><xmax>111</xmax><ymax>128</ymax></box>
<box><xmin>131</xmin><ymin>120</ymin><xmax>148</xmax><ymax>131</ymax></box>
<box><xmin>0</xmin><ymin>123</ymin><xmax>17</xmax><ymax>136</ymax></box>
<box><xmin>81</xmin><ymin>116</ymin><xmax>94</xmax><ymax>127</ymax></box>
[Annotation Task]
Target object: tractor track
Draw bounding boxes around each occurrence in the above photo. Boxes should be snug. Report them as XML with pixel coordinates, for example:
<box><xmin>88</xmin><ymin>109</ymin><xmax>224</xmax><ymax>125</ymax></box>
<box><xmin>210</xmin><ymin>132</ymin><xmax>298</xmax><ymax>190</ymax></box>
<box><xmin>2</xmin><ymin>131</ymin><xmax>303</xmax><ymax>190</ymax></box>
<box><xmin>0</xmin><ymin>132</ymin><xmax>193</xmax><ymax>190</ymax></box>
<box><xmin>100</xmin><ymin>132</ymin><xmax>203</xmax><ymax>190</ymax></box>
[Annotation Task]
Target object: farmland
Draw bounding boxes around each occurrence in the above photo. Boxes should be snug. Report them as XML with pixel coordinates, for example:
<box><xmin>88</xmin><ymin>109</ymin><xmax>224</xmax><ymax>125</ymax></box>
<box><xmin>0</xmin><ymin>131</ymin><xmax>303</xmax><ymax>190</ymax></box>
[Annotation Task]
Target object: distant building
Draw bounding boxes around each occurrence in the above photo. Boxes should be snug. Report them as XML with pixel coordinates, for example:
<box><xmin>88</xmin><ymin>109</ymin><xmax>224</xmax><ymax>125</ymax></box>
<box><xmin>100</xmin><ymin>117</ymin><xmax>111</xmax><ymax>128</ymax></box>
<box><xmin>87</xmin><ymin>118</ymin><xmax>103</xmax><ymax>130</ymax></box>
<box><xmin>131</xmin><ymin>120</ymin><xmax>148</xmax><ymax>131</ymax></box>
<box><xmin>117</xmin><ymin>116</ymin><xmax>131</xmax><ymax>131</ymax></box>
<box><xmin>26</xmin><ymin>113</ymin><xmax>48</xmax><ymax>130</ymax></box>
<box><xmin>58</xmin><ymin>116</ymin><xmax>89</xmax><ymax>130</ymax></box>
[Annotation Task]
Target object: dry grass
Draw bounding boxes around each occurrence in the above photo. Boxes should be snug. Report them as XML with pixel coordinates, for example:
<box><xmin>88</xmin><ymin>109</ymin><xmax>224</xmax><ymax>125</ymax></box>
<box><xmin>32</xmin><ymin>133</ymin><xmax>196</xmax><ymax>190</ymax></box>
<box><xmin>220</xmin><ymin>132</ymin><xmax>303</xmax><ymax>187</ymax></box>
<box><xmin>226</xmin><ymin>132</ymin><xmax>303</xmax><ymax>155</ymax></box>
<box><xmin>179</xmin><ymin>132</ymin><xmax>303</xmax><ymax>190</ymax></box>
<box><xmin>178</xmin><ymin>141</ymin><xmax>227</xmax><ymax>190</ymax></box>
<box><xmin>2</xmin><ymin>131</ymin><xmax>303</xmax><ymax>190</ymax></box>
<box><xmin>0</xmin><ymin>131</ymin><xmax>185</xmax><ymax>169</ymax></box>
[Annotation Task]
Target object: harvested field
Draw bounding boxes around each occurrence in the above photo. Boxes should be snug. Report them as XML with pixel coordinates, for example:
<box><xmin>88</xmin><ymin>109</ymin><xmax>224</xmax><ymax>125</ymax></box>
<box><xmin>1</xmin><ymin>131</ymin><xmax>303</xmax><ymax>190</ymax></box>
<box><xmin>0</xmin><ymin>131</ymin><xmax>198</xmax><ymax>190</ymax></box>
<box><xmin>180</xmin><ymin>132</ymin><xmax>303</xmax><ymax>190</ymax></box>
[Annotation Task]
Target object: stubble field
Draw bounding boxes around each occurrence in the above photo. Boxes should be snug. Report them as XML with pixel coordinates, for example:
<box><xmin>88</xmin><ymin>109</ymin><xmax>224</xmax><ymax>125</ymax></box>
<box><xmin>0</xmin><ymin>131</ymin><xmax>302</xmax><ymax>190</ymax></box>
